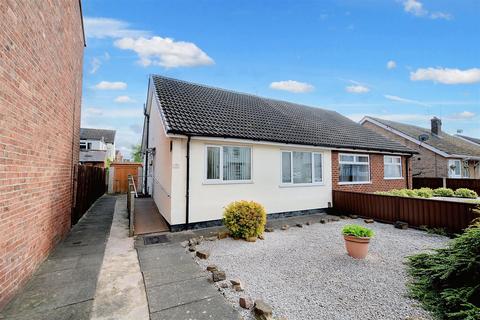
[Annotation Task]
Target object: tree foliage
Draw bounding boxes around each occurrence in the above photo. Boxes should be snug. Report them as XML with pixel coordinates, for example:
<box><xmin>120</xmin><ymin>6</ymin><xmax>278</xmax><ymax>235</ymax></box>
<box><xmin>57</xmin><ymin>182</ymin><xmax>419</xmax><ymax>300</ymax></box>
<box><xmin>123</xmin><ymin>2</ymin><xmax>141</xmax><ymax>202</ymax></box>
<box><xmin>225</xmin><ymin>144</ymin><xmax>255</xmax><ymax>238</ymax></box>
<box><xmin>132</xmin><ymin>144</ymin><xmax>142</xmax><ymax>163</ymax></box>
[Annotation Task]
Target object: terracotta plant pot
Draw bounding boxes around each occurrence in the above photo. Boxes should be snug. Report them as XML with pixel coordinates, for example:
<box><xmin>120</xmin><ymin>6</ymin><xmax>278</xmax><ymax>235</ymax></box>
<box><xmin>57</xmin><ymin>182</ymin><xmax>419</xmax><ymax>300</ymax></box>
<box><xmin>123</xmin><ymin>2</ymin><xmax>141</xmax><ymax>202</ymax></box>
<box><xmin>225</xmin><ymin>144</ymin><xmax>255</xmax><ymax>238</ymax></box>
<box><xmin>343</xmin><ymin>235</ymin><xmax>371</xmax><ymax>259</ymax></box>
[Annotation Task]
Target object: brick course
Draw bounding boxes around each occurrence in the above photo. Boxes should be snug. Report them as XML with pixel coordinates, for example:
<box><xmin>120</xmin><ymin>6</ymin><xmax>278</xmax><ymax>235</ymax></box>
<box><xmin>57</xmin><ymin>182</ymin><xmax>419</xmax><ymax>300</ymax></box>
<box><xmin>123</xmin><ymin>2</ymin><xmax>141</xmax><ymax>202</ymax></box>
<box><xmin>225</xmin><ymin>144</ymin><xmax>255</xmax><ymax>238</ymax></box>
<box><xmin>332</xmin><ymin>151</ymin><xmax>411</xmax><ymax>193</ymax></box>
<box><xmin>0</xmin><ymin>0</ymin><xmax>84</xmax><ymax>308</ymax></box>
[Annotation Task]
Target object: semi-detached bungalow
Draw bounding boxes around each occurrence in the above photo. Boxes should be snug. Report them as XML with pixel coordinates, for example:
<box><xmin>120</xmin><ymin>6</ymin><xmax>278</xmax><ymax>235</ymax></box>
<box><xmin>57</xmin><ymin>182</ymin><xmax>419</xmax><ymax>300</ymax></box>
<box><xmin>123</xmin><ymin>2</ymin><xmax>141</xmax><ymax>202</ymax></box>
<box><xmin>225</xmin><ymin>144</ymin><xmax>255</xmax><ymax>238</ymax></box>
<box><xmin>141</xmin><ymin>76</ymin><xmax>415</xmax><ymax>230</ymax></box>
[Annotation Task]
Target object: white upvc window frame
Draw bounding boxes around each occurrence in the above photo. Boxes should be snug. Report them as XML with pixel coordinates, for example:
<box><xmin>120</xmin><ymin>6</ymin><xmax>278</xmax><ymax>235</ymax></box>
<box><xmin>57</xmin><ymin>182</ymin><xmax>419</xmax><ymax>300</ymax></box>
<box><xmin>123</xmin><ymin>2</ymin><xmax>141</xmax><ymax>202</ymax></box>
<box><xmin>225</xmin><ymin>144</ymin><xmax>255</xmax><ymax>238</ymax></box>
<box><xmin>338</xmin><ymin>153</ymin><xmax>371</xmax><ymax>185</ymax></box>
<box><xmin>280</xmin><ymin>150</ymin><xmax>324</xmax><ymax>187</ymax></box>
<box><xmin>384</xmin><ymin>155</ymin><xmax>403</xmax><ymax>180</ymax></box>
<box><xmin>448</xmin><ymin>159</ymin><xmax>462</xmax><ymax>178</ymax></box>
<box><xmin>204</xmin><ymin>144</ymin><xmax>253</xmax><ymax>184</ymax></box>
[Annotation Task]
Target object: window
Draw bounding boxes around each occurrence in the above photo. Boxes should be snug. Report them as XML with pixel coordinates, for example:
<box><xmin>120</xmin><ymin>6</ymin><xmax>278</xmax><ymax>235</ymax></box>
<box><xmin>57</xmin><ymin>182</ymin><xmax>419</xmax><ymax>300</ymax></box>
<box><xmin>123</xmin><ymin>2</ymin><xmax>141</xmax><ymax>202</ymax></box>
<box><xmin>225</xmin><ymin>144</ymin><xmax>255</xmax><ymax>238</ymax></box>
<box><xmin>339</xmin><ymin>153</ymin><xmax>370</xmax><ymax>183</ymax></box>
<box><xmin>448</xmin><ymin>159</ymin><xmax>462</xmax><ymax>178</ymax></box>
<box><xmin>384</xmin><ymin>156</ymin><xmax>402</xmax><ymax>179</ymax></box>
<box><xmin>80</xmin><ymin>141</ymin><xmax>86</xmax><ymax>150</ymax></box>
<box><xmin>206</xmin><ymin>145</ymin><xmax>251</xmax><ymax>182</ymax></box>
<box><xmin>281</xmin><ymin>151</ymin><xmax>323</xmax><ymax>185</ymax></box>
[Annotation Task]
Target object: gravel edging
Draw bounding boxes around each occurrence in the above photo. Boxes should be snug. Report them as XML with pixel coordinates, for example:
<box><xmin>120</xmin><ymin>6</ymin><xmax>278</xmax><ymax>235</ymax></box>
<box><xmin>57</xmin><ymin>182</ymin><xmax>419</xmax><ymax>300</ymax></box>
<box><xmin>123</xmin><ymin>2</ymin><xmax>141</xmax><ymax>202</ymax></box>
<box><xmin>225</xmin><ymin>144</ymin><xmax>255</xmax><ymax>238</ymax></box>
<box><xmin>192</xmin><ymin>219</ymin><xmax>448</xmax><ymax>320</ymax></box>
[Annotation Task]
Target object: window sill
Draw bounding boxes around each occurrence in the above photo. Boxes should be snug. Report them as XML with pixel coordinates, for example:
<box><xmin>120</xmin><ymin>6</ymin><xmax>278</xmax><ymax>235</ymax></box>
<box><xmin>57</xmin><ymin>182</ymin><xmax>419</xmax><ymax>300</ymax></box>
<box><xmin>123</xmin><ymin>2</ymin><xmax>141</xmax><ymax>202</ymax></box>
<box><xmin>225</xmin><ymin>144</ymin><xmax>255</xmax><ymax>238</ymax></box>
<box><xmin>384</xmin><ymin>177</ymin><xmax>404</xmax><ymax>180</ymax></box>
<box><xmin>203</xmin><ymin>180</ymin><xmax>253</xmax><ymax>185</ymax></box>
<box><xmin>279</xmin><ymin>183</ymin><xmax>325</xmax><ymax>188</ymax></box>
<box><xmin>338</xmin><ymin>181</ymin><xmax>372</xmax><ymax>185</ymax></box>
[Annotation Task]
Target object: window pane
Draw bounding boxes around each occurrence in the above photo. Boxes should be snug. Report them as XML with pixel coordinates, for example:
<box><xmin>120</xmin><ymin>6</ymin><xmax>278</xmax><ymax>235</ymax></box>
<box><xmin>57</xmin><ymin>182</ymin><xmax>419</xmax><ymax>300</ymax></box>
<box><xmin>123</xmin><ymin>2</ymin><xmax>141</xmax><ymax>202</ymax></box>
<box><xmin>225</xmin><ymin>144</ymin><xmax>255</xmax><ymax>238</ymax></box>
<box><xmin>394</xmin><ymin>157</ymin><xmax>401</xmax><ymax>164</ymax></box>
<box><xmin>385</xmin><ymin>164</ymin><xmax>401</xmax><ymax>178</ymax></box>
<box><xmin>314</xmin><ymin>153</ymin><xmax>322</xmax><ymax>182</ymax></box>
<box><xmin>340</xmin><ymin>155</ymin><xmax>354</xmax><ymax>162</ymax></box>
<box><xmin>223</xmin><ymin>146</ymin><xmax>251</xmax><ymax>180</ymax></box>
<box><xmin>339</xmin><ymin>164</ymin><xmax>369</xmax><ymax>182</ymax></box>
<box><xmin>281</xmin><ymin>152</ymin><xmax>291</xmax><ymax>183</ymax></box>
<box><xmin>384</xmin><ymin>156</ymin><xmax>393</xmax><ymax>164</ymax></box>
<box><xmin>293</xmin><ymin>152</ymin><xmax>312</xmax><ymax>184</ymax></box>
<box><xmin>357</xmin><ymin>156</ymin><xmax>369</xmax><ymax>163</ymax></box>
<box><xmin>207</xmin><ymin>147</ymin><xmax>220</xmax><ymax>179</ymax></box>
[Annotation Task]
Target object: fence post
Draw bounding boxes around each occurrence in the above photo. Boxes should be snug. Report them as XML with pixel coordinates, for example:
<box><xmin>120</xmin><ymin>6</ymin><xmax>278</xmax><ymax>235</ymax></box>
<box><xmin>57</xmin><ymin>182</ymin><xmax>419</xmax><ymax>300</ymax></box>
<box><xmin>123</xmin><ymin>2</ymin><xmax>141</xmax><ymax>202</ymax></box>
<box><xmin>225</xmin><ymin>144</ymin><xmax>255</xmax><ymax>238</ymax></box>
<box><xmin>442</xmin><ymin>177</ymin><xmax>447</xmax><ymax>188</ymax></box>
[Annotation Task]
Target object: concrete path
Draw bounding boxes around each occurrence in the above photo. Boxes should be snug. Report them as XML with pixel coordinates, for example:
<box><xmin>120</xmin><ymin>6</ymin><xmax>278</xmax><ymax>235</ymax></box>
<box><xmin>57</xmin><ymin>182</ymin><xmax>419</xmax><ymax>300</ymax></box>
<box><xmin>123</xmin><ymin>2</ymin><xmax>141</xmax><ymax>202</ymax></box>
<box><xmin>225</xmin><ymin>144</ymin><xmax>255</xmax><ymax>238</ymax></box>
<box><xmin>0</xmin><ymin>195</ymin><xmax>116</xmax><ymax>320</ymax></box>
<box><xmin>90</xmin><ymin>196</ymin><xmax>149</xmax><ymax>320</ymax></box>
<box><xmin>136</xmin><ymin>237</ymin><xmax>241</xmax><ymax>320</ymax></box>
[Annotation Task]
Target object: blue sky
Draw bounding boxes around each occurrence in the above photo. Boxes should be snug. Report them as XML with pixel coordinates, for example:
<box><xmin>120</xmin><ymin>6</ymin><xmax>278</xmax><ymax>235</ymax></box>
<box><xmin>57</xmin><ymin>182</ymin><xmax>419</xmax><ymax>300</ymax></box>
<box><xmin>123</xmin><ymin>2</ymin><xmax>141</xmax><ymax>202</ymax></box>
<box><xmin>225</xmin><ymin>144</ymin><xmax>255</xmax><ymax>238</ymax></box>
<box><xmin>81</xmin><ymin>0</ymin><xmax>480</xmax><ymax>158</ymax></box>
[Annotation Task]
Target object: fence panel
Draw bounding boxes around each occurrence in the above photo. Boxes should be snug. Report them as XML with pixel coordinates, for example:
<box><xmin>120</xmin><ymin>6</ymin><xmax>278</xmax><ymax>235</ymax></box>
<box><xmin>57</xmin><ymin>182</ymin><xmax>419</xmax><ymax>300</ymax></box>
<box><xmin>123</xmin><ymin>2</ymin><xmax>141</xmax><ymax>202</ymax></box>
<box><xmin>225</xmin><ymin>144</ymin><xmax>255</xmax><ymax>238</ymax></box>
<box><xmin>413</xmin><ymin>177</ymin><xmax>480</xmax><ymax>196</ymax></box>
<box><xmin>72</xmin><ymin>165</ymin><xmax>106</xmax><ymax>225</ymax></box>
<box><xmin>332</xmin><ymin>190</ymin><xmax>479</xmax><ymax>233</ymax></box>
<box><xmin>412</xmin><ymin>177</ymin><xmax>443</xmax><ymax>189</ymax></box>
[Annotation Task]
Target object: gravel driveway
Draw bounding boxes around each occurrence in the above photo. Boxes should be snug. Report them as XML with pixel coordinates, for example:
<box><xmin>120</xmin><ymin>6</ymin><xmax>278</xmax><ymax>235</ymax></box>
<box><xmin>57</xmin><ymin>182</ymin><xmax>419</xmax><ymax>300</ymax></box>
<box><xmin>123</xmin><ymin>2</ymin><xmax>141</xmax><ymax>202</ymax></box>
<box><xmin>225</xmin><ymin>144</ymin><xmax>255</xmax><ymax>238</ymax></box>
<box><xmin>195</xmin><ymin>219</ymin><xmax>448</xmax><ymax>320</ymax></box>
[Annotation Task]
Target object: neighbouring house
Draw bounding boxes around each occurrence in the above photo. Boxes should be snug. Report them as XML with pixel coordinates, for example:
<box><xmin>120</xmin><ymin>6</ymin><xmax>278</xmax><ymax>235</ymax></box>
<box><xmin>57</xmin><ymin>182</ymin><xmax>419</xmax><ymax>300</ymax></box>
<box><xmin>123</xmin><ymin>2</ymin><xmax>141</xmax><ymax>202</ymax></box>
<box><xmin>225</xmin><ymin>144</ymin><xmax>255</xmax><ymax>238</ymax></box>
<box><xmin>79</xmin><ymin>150</ymin><xmax>108</xmax><ymax>167</ymax></box>
<box><xmin>141</xmin><ymin>76</ymin><xmax>415</xmax><ymax>230</ymax></box>
<box><xmin>456</xmin><ymin>134</ymin><xmax>480</xmax><ymax>148</ymax></box>
<box><xmin>361</xmin><ymin>117</ymin><xmax>480</xmax><ymax>179</ymax></box>
<box><xmin>115</xmin><ymin>150</ymin><xmax>124</xmax><ymax>162</ymax></box>
<box><xmin>80</xmin><ymin>128</ymin><xmax>116</xmax><ymax>163</ymax></box>
<box><xmin>0</xmin><ymin>0</ymin><xmax>84</xmax><ymax>308</ymax></box>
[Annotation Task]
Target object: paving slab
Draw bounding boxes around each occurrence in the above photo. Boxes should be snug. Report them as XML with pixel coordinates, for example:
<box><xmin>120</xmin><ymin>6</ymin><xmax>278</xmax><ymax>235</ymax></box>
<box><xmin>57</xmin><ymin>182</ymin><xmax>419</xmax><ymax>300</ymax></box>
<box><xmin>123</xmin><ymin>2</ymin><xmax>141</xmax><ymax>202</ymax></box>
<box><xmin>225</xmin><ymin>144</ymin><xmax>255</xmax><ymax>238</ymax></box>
<box><xmin>142</xmin><ymin>263</ymin><xmax>205</xmax><ymax>287</ymax></box>
<box><xmin>0</xmin><ymin>195</ymin><xmax>115</xmax><ymax>320</ymax></box>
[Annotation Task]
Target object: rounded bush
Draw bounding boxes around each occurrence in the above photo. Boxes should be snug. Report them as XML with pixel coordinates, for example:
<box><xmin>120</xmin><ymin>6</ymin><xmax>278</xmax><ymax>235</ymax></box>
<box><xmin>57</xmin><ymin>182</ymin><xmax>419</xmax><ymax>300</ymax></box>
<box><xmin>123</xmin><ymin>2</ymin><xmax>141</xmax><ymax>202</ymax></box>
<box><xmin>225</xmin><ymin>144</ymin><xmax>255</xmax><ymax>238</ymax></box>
<box><xmin>414</xmin><ymin>187</ymin><xmax>433</xmax><ymax>198</ymax></box>
<box><xmin>432</xmin><ymin>187</ymin><xmax>455</xmax><ymax>197</ymax></box>
<box><xmin>222</xmin><ymin>200</ymin><xmax>267</xmax><ymax>239</ymax></box>
<box><xmin>454</xmin><ymin>188</ymin><xmax>478</xmax><ymax>199</ymax></box>
<box><xmin>342</xmin><ymin>224</ymin><xmax>374</xmax><ymax>238</ymax></box>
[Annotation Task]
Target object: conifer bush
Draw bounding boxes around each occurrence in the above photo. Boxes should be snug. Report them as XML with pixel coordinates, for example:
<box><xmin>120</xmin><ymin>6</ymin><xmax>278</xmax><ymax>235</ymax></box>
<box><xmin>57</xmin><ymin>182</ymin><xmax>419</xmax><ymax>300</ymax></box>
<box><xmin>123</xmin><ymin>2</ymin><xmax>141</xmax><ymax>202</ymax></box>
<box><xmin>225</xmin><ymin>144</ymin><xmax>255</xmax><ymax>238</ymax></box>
<box><xmin>433</xmin><ymin>187</ymin><xmax>455</xmax><ymax>197</ymax></box>
<box><xmin>406</xmin><ymin>222</ymin><xmax>480</xmax><ymax>319</ymax></box>
<box><xmin>223</xmin><ymin>200</ymin><xmax>266</xmax><ymax>239</ymax></box>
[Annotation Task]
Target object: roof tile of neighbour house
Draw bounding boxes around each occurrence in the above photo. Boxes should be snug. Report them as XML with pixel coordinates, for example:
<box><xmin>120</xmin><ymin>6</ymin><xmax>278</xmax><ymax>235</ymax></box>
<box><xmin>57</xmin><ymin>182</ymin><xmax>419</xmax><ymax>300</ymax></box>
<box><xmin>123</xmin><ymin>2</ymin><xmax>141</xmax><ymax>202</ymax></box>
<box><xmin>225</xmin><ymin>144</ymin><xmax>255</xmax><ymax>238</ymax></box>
<box><xmin>456</xmin><ymin>134</ymin><xmax>480</xmax><ymax>147</ymax></box>
<box><xmin>79</xmin><ymin>150</ymin><xmax>107</xmax><ymax>163</ymax></box>
<box><xmin>151</xmin><ymin>75</ymin><xmax>414</xmax><ymax>154</ymax></box>
<box><xmin>366</xmin><ymin>117</ymin><xmax>480</xmax><ymax>157</ymax></box>
<box><xmin>80</xmin><ymin>128</ymin><xmax>116</xmax><ymax>144</ymax></box>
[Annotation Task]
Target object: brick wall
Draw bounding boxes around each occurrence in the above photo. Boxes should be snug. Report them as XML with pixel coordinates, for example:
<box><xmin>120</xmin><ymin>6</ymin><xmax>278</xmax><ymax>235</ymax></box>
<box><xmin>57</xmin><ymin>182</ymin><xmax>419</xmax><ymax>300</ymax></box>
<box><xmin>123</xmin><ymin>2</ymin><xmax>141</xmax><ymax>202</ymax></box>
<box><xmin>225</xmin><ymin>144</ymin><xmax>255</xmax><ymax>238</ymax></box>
<box><xmin>332</xmin><ymin>151</ymin><xmax>411</xmax><ymax>193</ymax></box>
<box><xmin>0</xmin><ymin>1</ymin><xmax>84</xmax><ymax>308</ymax></box>
<box><xmin>362</xmin><ymin>121</ymin><xmax>449</xmax><ymax>177</ymax></box>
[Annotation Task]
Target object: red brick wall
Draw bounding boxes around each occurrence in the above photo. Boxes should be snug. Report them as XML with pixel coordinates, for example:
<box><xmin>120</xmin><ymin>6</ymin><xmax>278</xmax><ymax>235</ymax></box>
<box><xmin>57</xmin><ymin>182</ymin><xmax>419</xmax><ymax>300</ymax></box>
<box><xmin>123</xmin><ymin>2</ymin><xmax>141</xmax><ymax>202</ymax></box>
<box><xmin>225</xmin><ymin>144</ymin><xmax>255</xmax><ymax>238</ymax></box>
<box><xmin>0</xmin><ymin>1</ymin><xmax>84</xmax><ymax>308</ymax></box>
<box><xmin>332</xmin><ymin>151</ymin><xmax>411</xmax><ymax>193</ymax></box>
<box><xmin>362</xmin><ymin>121</ymin><xmax>449</xmax><ymax>177</ymax></box>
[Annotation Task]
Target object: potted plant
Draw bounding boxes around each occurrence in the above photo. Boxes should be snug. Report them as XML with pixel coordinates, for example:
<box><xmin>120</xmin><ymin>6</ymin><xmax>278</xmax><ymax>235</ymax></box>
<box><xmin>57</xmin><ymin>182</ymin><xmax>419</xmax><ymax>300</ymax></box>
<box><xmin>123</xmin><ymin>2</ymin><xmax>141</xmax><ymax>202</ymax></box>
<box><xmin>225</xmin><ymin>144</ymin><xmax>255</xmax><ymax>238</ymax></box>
<box><xmin>342</xmin><ymin>224</ymin><xmax>374</xmax><ymax>259</ymax></box>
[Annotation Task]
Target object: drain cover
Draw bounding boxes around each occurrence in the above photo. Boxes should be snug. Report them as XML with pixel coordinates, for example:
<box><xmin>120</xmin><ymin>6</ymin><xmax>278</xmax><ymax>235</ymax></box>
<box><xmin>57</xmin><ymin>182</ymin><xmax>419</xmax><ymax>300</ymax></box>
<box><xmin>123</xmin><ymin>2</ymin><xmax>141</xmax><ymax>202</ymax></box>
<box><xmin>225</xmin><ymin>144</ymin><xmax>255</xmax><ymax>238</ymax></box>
<box><xmin>144</xmin><ymin>235</ymin><xmax>170</xmax><ymax>245</ymax></box>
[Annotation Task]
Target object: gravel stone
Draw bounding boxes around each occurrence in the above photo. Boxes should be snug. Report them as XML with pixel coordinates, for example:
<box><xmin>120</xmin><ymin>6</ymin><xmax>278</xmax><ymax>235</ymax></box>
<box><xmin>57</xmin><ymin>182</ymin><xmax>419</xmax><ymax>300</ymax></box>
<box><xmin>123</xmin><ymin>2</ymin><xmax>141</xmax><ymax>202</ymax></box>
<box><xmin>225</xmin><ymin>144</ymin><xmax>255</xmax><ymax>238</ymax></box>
<box><xmin>195</xmin><ymin>220</ymin><xmax>447</xmax><ymax>320</ymax></box>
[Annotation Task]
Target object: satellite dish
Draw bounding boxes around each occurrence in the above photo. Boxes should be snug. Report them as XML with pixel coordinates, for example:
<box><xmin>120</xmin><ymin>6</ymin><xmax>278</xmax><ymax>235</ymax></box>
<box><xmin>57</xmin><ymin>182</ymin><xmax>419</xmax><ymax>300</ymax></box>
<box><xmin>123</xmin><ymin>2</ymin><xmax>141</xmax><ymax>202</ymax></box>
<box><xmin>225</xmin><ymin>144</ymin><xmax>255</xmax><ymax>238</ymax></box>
<box><xmin>419</xmin><ymin>134</ymin><xmax>429</xmax><ymax>142</ymax></box>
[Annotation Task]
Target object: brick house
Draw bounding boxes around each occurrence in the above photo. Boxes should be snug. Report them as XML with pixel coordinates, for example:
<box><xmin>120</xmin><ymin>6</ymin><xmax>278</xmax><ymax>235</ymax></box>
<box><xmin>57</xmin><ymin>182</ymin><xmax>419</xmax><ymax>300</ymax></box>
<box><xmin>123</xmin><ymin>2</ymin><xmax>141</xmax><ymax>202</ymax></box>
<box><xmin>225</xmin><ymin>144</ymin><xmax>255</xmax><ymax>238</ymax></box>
<box><xmin>80</xmin><ymin>128</ymin><xmax>116</xmax><ymax>163</ymax></box>
<box><xmin>141</xmin><ymin>76</ymin><xmax>415</xmax><ymax>230</ymax></box>
<box><xmin>361</xmin><ymin>117</ymin><xmax>480</xmax><ymax>179</ymax></box>
<box><xmin>0</xmin><ymin>0</ymin><xmax>85</xmax><ymax>308</ymax></box>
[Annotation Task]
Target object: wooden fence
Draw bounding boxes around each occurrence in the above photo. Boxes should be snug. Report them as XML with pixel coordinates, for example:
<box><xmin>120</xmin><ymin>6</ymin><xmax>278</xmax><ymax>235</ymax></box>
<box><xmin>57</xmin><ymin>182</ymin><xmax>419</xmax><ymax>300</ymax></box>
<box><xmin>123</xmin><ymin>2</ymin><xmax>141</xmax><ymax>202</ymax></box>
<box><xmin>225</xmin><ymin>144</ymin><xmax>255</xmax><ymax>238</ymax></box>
<box><xmin>413</xmin><ymin>177</ymin><xmax>480</xmax><ymax>195</ymax></box>
<box><xmin>72</xmin><ymin>165</ymin><xmax>106</xmax><ymax>225</ymax></box>
<box><xmin>332</xmin><ymin>190</ymin><xmax>479</xmax><ymax>233</ymax></box>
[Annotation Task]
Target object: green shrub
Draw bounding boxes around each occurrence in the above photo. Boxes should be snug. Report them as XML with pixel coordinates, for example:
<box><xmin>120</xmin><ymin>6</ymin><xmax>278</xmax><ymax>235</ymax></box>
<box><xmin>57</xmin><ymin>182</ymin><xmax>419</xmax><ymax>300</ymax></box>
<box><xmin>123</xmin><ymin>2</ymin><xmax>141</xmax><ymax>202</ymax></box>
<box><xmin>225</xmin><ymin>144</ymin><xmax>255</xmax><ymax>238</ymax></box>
<box><xmin>433</xmin><ymin>187</ymin><xmax>455</xmax><ymax>197</ymax></box>
<box><xmin>222</xmin><ymin>200</ymin><xmax>267</xmax><ymax>239</ymax></box>
<box><xmin>406</xmin><ymin>223</ymin><xmax>480</xmax><ymax>320</ymax></box>
<box><xmin>341</xmin><ymin>224</ymin><xmax>374</xmax><ymax>238</ymax></box>
<box><xmin>454</xmin><ymin>188</ymin><xmax>478</xmax><ymax>199</ymax></box>
<box><xmin>414</xmin><ymin>187</ymin><xmax>434</xmax><ymax>198</ymax></box>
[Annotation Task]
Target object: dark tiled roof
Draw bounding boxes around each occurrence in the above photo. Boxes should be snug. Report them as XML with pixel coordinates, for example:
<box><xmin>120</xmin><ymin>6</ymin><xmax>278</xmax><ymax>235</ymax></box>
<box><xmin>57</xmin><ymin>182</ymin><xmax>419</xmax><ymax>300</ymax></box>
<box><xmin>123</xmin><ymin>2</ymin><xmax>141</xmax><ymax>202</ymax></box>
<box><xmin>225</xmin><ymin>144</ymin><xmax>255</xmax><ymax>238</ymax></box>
<box><xmin>79</xmin><ymin>150</ymin><xmax>107</xmax><ymax>163</ymax></box>
<box><xmin>367</xmin><ymin>117</ymin><xmax>480</xmax><ymax>157</ymax></box>
<box><xmin>457</xmin><ymin>134</ymin><xmax>480</xmax><ymax>146</ymax></box>
<box><xmin>80</xmin><ymin>128</ymin><xmax>116</xmax><ymax>143</ymax></box>
<box><xmin>151</xmin><ymin>75</ymin><xmax>414</xmax><ymax>154</ymax></box>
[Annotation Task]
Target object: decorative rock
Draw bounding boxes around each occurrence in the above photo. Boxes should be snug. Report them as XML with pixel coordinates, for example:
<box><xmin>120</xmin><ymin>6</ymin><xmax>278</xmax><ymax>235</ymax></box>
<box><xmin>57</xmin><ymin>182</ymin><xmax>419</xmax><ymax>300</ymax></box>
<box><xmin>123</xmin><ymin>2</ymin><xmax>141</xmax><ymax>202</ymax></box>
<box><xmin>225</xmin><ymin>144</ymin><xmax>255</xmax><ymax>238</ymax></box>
<box><xmin>233</xmin><ymin>283</ymin><xmax>244</xmax><ymax>291</ymax></box>
<box><xmin>258</xmin><ymin>234</ymin><xmax>265</xmax><ymax>240</ymax></box>
<box><xmin>349</xmin><ymin>214</ymin><xmax>359</xmax><ymax>219</ymax></box>
<box><xmin>331</xmin><ymin>217</ymin><xmax>340</xmax><ymax>222</ymax></box>
<box><xmin>230</xmin><ymin>278</ymin><xmax>241</xmax><ymax>285</ymax></box>
<box><xmin>205</xmin><ymin>236</ymin><xmax>217</xmax><ymax>241</ymax></box>
<box><xmin>340</xmin><ymin>215</ymin><xmax>349</xmax><ymax>219</ymax></box>
<box><xmin>180</xmin><ymin>241</ymin><xmax>188</xmax><ymax>248</ymax></box>
<box><xmin>217</xmin><ymin>231</ymin><xmax>229</xmax><ymax>239</ymax></box>
<box><xmin>196</xmin><ymin>250</ymin><xmax>209</xmax><ymax>259</ymax></box>
<box><xmin>212</xmin><ymin>270</ymin><xmax>226</xmax><ymax>282</ymax></box>
<box><xmin>188</xmin><ymin>246</ymin><xmax>196</xmax><ymax>252</ymax></box>
<box><xmin>394</xmin><ymin>221</ymin><xmax>409</xmax><ymax>230</ymax></box>
<box><xmin>219</xmin><ymin>281</ymin><xmax>229</xmax><ymax>288</ymax></box>
<box><xmin>364</xmin><ymin>219</ymin><xmax>374</xmax><ymax>224</ymax></box>
<box><xmin>239</xmin><ymin>296</ymin><xmax>253</xmax><ymax>309</ymax></box>
<box><xmin>320</xmin><ymin>219</ymin><xmax>326</xmax><ymax>224</ymax></box>
<box><xmin>295</xmin><ymin>223</ymin><xmax>303</xmax><ymax>228</ymax></box>
<box><xmin>265</xmin><ymin>227</ymin><xmax>274</xmax><ymax>232</ymax></box>
<box><xmin>281</xmin><ymin>224</ymin><xmax>289</xmax><ymax>230</ymax></box>
<box><xmin>206</xmin><ymin>264</ymin><xmax>218</xmax><ymax>272</ymax></box>
<box><xmin>306</xmin><ymin>221</ymin><xmax>311</xmax><ymax>226</ymax></box>
<box><xmin>246</xmin><ymin>236</ymin><xmax>257</xmax><ymax>242</ymax></box>
<box><xmin>254</xmin><ymin>299</ymin><xmax>273</xmax><ymax>320</ymax></box>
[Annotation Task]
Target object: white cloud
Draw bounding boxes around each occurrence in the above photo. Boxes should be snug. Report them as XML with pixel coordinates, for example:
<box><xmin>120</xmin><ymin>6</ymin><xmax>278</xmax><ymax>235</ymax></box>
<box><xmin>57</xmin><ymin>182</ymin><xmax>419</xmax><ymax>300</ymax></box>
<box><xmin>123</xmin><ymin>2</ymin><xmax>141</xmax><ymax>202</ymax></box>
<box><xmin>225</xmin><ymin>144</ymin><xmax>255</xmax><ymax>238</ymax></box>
<box><xmin>89</xmin><ymin>57</ymin><xmax>101</xmax><ymax>74</ymax></box>
<box><xmin>83</xmin><ymin>17</ymin><xmax>149</xmax><ymax>39</ymax></box>
<box><xmin>114</xmin><ymin>95</ymin><xmax>136</xmax><ymax>103</ymax></box>
<box><xmin>94</xmin><ymin>81</ymin><xmax>127</xmax><ymax>90</ymax></box>
<box><xmin>84</xmin><ymin>107</ymin><xmax>104</xmax><ymax>116</ymax></box>
<box><xmin>410</xmin><ymin>67</ymin><xmax>480</xmax><ymax>84</ymax></box>
<box><xmin>384</xmin><ymin>94</ymin><xmax>430</xmax><ymax>106</ymax></box>
<box><xmin>401</xmin><ymin>0</ymin><xmax>452</xmax><ymax>20</ymax></box>
<box><xmin>345</xmin><ymin>85</ymin><xmax>370</xmax><ymax>94</ymax></box>
<box><xmin>387</xmin><ymin>60</ymin><xmax>397</xmax><ymax>70</ymax></box>
<box><xmin>114</xmin><ymin>36</ymin><xmax>214</xmax><ymax>68</ymax></box>
<box><xmin>446</xmin><ymin>111</ymin><xmax>476</xmax><ymax>120</ymax></box>
<box><xmin>269</xmin><ymin>80</ymin><xmax>314</xmax><ymax>93</ymax></box>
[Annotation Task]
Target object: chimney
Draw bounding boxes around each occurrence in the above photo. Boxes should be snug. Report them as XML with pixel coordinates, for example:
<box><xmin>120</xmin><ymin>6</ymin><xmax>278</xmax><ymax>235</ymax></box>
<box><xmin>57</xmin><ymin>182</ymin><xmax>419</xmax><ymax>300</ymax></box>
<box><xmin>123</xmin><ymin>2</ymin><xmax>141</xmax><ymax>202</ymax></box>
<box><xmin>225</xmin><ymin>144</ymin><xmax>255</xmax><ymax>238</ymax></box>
<box><xmin>431</xmin><ymin>117</ymin><xmax>442</xmax><ymax>135</ymax></box>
